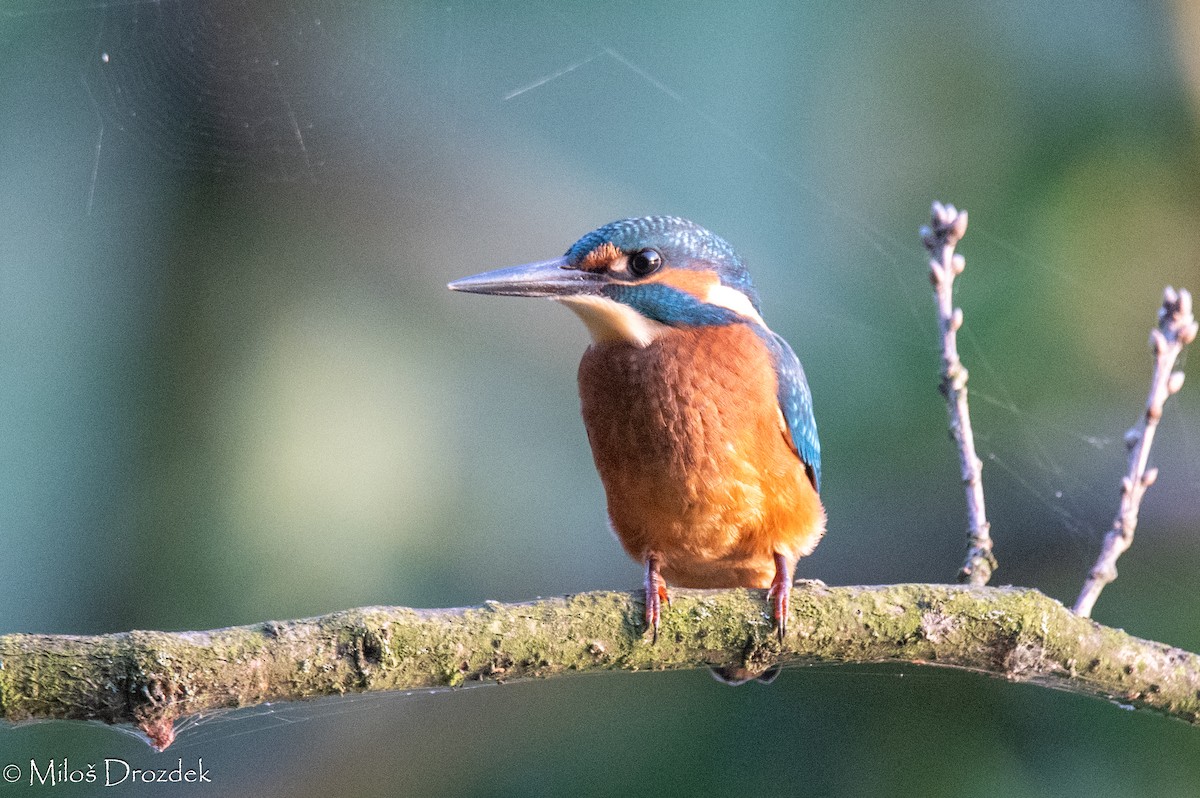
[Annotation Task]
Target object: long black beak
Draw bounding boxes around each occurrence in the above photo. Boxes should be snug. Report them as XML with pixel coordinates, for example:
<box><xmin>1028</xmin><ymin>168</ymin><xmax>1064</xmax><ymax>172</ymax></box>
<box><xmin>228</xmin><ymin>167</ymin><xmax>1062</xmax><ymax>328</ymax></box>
<box><xmin>447</xmin><ymin>257</ymin><xmax>604</xmax><ymax>298</ymax></box>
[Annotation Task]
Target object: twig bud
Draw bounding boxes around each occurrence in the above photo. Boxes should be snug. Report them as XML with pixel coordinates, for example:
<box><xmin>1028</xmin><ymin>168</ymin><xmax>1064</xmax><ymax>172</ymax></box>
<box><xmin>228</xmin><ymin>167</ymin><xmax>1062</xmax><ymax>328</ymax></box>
<box><xmin>1159</xmin><ymin>286</ymin><xmax>1198</xmax><ymax>345</ymax></box>
<box><xmin>951</xmin><ymin>210</ymin><xmax>969</xmax><ymax>241</ymax></box>
<box><xmin>1183</xmin><ymin>322</ymin><xmax>1199</xmax><ymax>346</ymax></box>
<box><xmin>1168</xmin><ymin>371</ymin><xmax>1186</xmax><ymax>394</ymax></box>
<box><xmin>1143</xmin><ymin>467</ymin><xmax>1159</xmax><ymax>487</ymax></box>
<box><xmin>1150</xmin><ymin>328</ymin><xmax>1167</xmax><ymax>356</ymax></box>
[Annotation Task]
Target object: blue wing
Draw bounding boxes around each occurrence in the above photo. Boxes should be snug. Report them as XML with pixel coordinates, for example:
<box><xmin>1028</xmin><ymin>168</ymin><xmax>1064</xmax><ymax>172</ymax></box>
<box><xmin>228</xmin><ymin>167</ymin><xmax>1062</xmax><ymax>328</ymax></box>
<box><xmin>764</xmin><ymin>331</ymin><xmax>821</xmax><ymax>491</ymax></box>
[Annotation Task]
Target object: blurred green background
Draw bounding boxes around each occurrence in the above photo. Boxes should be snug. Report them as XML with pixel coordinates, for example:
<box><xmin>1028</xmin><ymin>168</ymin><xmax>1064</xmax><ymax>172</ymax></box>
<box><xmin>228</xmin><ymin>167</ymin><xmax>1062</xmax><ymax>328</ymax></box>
<box><xmin>3</xmin><ymin>1</ymin><xmax>1200</xmax><ymax>795</ymax></box>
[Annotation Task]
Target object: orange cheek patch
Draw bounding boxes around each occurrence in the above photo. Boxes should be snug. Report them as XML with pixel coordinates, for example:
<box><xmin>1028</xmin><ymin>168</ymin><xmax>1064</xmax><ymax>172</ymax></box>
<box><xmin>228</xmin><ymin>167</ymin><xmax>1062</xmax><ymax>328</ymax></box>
<box><xmin>579</xmin><ymin>242</ymin><xmax>621</xmax><ymax>272</ymax></box>
<box><xmin>646</xmin><ymin>269</ymin><xmax>719</xmax><ymax>299</ymax></box>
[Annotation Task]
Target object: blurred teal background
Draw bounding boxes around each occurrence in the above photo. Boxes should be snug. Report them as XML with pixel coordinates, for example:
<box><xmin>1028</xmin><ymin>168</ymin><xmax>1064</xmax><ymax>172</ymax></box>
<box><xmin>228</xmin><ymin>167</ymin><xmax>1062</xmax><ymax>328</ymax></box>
<box><xmin>3</xmin><ymin>1</ymin><xmax>1200</xmax><ymax>795</ymax></box>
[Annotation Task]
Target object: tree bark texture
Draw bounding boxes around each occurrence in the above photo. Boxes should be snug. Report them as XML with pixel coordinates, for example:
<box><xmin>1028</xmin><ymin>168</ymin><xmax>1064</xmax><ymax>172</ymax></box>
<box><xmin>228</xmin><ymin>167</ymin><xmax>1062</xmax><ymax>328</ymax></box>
<box><xmin>2</xmin><ymin>584</ymin><xmax>1198</xmax><ymax>749</ymax></box>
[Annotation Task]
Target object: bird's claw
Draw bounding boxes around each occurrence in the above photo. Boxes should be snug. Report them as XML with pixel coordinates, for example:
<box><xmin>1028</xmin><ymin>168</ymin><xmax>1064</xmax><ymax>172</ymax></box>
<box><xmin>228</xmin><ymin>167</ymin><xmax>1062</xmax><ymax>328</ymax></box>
<box><xmin>644</xmin><ymin>554</ymin><xmax>670</xmax><ymax>642</ymax></box>
<box><xmin>768</xmin><ymin>552</ymin><xmax>795</xmax><ymax>641</ymax></box>
<box><xmin>766</xmin><ymin>581</ymin><xmax>788</xmax><ymax>641</ymax></box>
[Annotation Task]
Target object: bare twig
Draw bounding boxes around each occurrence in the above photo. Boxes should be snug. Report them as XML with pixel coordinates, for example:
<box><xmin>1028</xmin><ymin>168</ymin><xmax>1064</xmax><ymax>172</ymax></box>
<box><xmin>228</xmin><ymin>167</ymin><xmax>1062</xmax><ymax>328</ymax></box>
<box><xmin>3</xmin><ymin>585</ymin><xmax>1200</xmax><ymax>751</ymax></box>
<box><xmin>1073</xmin><ymin>287</ymin><xmax>1198</xmax><ymax>617</ymax></box>
<box><xmin>921</xmin><ymin>201</ymin><xmax>996</xmax><ymax>585</ymax></box>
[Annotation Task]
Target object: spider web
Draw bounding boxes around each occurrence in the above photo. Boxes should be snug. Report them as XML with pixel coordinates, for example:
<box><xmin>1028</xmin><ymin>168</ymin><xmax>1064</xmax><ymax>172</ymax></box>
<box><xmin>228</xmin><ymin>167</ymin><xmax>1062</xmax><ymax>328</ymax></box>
<box><xmin>6</xmin><ymin>0</ymin><xmax>395</xmax><ymax>186</ymax></box>
<box><xmin>3</xmin><ymin>0</ymin><xmax>1197</xmax><ymax>756</ymax></box>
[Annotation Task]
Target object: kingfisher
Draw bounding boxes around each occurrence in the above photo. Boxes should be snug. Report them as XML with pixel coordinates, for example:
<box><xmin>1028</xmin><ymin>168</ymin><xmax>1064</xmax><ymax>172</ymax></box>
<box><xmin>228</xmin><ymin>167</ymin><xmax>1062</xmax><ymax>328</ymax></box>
<box><xmin>449</xmin><ymin>216</ymin><xmax>825</xmax><ymax>671</ymax></box>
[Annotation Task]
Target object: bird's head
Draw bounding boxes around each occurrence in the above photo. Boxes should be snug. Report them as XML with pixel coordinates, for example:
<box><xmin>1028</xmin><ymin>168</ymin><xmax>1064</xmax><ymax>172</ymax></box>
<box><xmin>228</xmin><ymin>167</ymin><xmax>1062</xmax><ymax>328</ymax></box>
<box><xmin>448</xmin><ymin>216</ymin><xmax>765</xmax><ymax>346</ymax></box>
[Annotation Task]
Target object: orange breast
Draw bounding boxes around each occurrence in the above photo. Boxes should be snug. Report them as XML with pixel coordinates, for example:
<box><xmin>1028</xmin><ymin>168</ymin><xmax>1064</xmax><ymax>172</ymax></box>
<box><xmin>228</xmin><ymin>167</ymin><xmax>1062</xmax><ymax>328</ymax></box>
<box><xmin>577</xmin><ymin>323</ymin><xmax>825</xmax><ymax>589</ymax></box>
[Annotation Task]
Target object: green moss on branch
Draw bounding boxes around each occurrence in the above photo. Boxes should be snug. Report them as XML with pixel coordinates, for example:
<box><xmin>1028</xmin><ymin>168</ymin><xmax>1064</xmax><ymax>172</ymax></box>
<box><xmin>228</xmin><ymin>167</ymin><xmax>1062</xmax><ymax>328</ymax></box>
<box><xmin>2</xmin><ymin>584</ymin><xmax>1198</xmax><ymax>749</ymax></box>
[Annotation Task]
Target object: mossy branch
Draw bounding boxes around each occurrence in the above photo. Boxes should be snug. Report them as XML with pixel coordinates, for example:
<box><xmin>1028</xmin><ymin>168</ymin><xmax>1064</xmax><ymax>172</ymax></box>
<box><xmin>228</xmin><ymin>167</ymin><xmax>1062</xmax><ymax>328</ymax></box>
<box><xmin>3</xmin><ymin>584</ymin><xmax>1199</xmax><ymax>750</ymax></box>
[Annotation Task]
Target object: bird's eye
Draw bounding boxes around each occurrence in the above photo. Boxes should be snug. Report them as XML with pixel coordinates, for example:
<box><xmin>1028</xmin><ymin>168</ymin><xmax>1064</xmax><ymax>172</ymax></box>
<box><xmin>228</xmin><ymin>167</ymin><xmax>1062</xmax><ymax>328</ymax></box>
<box><xmin>628</xmin><ymin>248</ymin><xmax>663</xmax><ymax>277</ymax></box>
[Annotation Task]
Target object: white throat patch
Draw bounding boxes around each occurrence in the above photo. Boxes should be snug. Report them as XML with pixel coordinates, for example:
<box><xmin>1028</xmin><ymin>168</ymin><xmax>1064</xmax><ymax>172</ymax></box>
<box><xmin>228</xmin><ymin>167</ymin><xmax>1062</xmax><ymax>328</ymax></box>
<box><xmin>556</xmin><ymin>295</ymin><xmax>668</xmax><ymax>348</ymax></box>
<box><xmin>704</xmin><ymin>283</ymin><xmax>766</xmax><ymax>327</ymax></box>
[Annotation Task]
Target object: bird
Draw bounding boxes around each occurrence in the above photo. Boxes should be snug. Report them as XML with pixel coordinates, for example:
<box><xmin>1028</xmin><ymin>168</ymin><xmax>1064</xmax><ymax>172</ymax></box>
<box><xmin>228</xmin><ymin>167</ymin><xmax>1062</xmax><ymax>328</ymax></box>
<box><xmin>449</xmin><ymin>216</ymin><xmax>825</xmax><ymax>681</ymax></box>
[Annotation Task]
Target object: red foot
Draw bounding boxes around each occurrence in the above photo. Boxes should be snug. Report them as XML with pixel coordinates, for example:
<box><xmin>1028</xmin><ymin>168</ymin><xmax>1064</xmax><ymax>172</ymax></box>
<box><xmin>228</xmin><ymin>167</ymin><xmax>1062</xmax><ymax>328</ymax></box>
<box><xmin>767</xmin><ymin>552</ymin><xmax>795</xmax><ymax>641</ymax></box>
<box><xmin>644</xmin><ymin>553</ymin><xmax>670</xmax><ymax>642</ymax></box>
